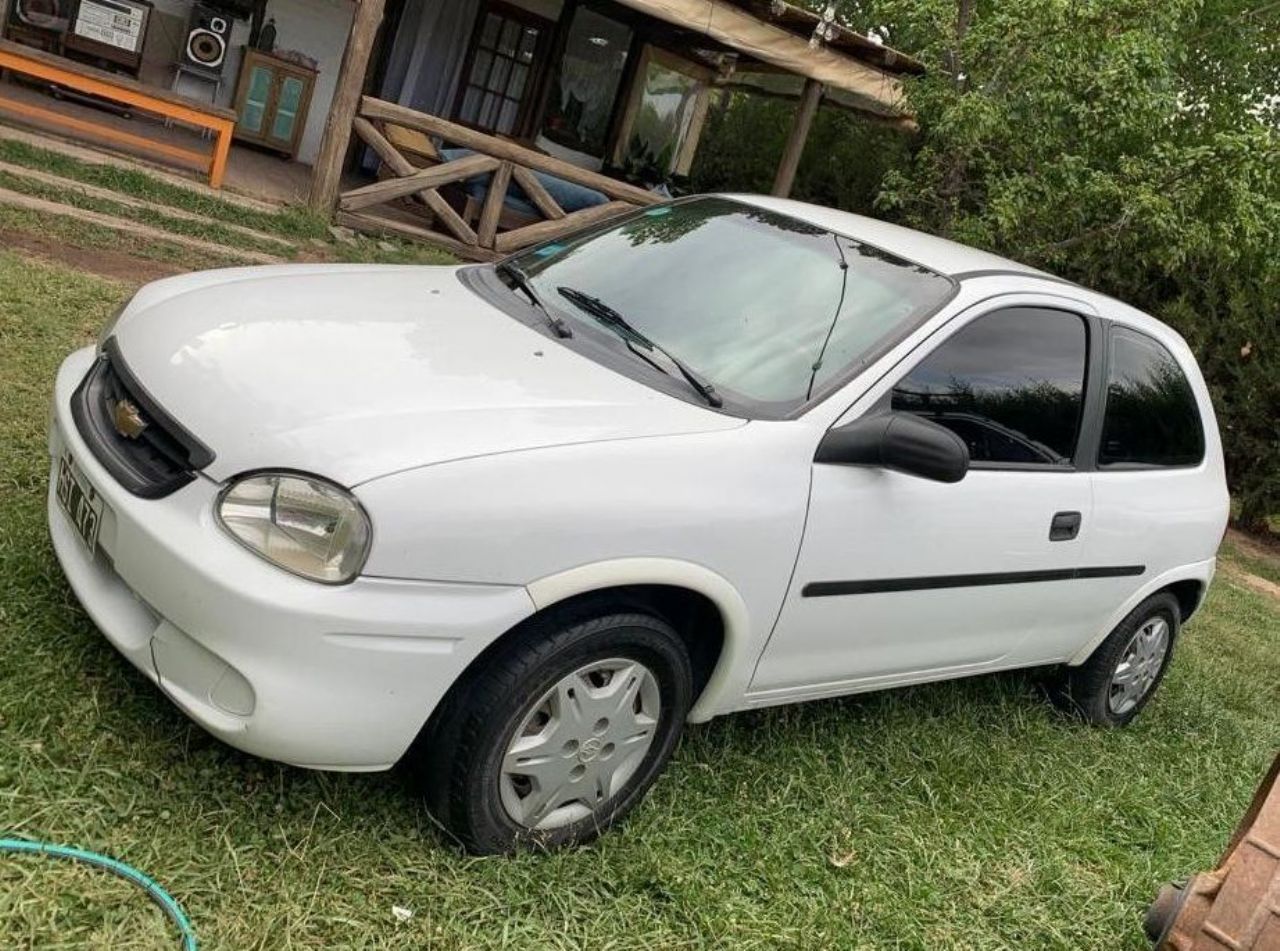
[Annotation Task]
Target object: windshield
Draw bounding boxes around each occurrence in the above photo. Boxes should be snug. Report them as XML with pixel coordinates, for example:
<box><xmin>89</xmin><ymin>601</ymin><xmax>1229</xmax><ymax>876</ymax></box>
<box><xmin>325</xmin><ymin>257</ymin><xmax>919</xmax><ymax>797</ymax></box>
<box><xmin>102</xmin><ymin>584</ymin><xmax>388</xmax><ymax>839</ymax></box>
<box><xmin>507</xmin><ymin>196</ymin><xmax>955</xmax><ymax>417</ymax></box>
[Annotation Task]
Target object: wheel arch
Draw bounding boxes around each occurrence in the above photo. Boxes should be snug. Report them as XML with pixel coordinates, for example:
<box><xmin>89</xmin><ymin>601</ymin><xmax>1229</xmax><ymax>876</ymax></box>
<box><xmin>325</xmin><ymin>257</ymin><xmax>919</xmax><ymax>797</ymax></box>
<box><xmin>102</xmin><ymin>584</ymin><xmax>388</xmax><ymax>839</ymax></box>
<box><xmin>1066</xmin><ymin>560</ymin><xmax>1214</xmax><ymax>666</ymax></box>
<box><xmin>522</xmin><ymin>559</ymin><xmax>751</xmax><ymax>722</ymax></box>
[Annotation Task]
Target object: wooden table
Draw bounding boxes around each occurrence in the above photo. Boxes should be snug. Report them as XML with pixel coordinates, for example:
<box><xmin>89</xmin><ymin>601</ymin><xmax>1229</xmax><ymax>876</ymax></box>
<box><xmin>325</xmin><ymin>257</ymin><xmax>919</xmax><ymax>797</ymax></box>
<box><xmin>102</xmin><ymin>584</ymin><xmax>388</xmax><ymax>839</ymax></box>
<box><xmin>0</xmin><ymin>39</ymin><xmax>237</xmax><ymax>188</ymax></box>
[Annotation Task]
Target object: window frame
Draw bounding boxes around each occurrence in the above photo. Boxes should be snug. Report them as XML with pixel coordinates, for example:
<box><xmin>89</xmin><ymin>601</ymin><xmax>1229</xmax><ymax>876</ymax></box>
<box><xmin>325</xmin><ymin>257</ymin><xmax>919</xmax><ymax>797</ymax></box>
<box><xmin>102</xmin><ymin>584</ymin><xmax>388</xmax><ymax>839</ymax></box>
<box><xmin>452</xmin><ymin>0</ymin><xmax>555</xmax><ymax>139</ymax></box>
<box><xmin>874</xmin><ymin>303</ymin><xmax>1105</xmax><ymax>474</ymax></box>
<box><xmin>1093</xmin><ymin>323</ymin><xmax>1206</xmax><ymax>471</ymax></box>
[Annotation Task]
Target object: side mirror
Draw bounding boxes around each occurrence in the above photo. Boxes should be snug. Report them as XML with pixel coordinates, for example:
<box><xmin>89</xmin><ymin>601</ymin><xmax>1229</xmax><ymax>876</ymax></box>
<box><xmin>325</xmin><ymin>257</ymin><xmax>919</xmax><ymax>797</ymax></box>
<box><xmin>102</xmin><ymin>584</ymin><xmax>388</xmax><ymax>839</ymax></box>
<box><xmin>815</xmin><ymin>412</ymin><xmax>969</xmax><ymax>483</ymax></box>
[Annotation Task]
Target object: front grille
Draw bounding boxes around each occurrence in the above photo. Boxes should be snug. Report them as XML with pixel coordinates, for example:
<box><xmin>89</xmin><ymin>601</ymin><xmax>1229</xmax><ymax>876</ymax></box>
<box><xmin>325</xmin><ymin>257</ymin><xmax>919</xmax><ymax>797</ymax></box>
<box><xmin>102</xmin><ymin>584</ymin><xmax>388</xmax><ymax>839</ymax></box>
<box><xmin>71</xmin><ymin>338</ymin><xmax>215</xmax><ymax>499</ymax></box>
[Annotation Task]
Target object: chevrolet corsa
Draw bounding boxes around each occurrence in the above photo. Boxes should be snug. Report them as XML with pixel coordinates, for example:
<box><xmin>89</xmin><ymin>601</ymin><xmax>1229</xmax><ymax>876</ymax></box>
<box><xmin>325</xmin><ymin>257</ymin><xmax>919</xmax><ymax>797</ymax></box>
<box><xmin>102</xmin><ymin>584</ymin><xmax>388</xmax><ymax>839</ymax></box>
<box><xmin>48</xmin><ymin>196</ymin><xmax>1228</xmax><ymax>852</ymax></box>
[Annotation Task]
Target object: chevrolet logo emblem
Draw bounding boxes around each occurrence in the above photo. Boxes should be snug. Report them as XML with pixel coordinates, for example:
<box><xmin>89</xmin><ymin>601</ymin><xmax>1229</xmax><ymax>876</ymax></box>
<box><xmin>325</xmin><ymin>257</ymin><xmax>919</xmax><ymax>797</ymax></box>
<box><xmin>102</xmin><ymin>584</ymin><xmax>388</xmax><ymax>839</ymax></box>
<box><xmin>112</xmin><ymin>399</ymin><xmax>148</xmax><ymax>439</ymax></box>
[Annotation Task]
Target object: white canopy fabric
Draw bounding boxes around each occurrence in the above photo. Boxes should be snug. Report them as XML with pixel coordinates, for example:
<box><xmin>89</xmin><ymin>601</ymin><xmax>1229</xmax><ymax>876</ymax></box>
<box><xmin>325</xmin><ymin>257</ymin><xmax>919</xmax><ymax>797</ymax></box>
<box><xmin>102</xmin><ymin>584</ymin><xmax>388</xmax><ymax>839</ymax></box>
<box><xmin>610</xmin><ymin>0</ymin><xmax>907</xmax><ymax>116</ymax></box>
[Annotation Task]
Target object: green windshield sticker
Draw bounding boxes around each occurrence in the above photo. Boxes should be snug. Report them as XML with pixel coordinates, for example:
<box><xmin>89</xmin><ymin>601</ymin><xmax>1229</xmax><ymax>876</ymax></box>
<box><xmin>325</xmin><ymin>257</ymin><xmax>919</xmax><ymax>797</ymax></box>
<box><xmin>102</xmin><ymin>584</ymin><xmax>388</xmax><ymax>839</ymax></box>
<box><xmin>534</xmin><ymin>244</ymin><xmax>566</xmax><ymax>258</ymax></box>
<box><xmin>643</xmin><ymin>206</ymin><xmax>671</xmax><ymax>217</ymax></box>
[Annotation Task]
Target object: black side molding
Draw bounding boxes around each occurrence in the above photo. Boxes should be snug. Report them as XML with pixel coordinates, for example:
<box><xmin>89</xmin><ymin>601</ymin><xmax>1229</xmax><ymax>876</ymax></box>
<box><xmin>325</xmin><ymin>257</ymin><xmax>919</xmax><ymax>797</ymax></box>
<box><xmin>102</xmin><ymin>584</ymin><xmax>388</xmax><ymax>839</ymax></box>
<box><xmin>803</xmin><ymin>565</ymin><xmax>1145</xmax><ymax>598</ymax></box>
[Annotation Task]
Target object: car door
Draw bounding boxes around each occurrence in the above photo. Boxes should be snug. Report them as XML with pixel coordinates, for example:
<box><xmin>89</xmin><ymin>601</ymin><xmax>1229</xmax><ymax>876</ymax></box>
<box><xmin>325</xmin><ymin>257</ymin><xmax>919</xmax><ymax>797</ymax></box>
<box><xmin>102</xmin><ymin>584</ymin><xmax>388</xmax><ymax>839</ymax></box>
<box><xmin>750</xmin><ymin>301</ymin><xmax>1102</xmax><ymax>701</ymax></box>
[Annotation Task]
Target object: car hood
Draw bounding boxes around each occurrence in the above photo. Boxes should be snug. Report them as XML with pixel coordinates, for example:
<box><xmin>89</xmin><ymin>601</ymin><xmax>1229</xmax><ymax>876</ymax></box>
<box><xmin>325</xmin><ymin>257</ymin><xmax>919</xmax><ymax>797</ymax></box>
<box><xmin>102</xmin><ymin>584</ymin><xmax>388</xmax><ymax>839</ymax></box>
<box><xmin>112</xmin><ymin>264</ymin><xmax>741</xmax><ymax>485</ymax></box>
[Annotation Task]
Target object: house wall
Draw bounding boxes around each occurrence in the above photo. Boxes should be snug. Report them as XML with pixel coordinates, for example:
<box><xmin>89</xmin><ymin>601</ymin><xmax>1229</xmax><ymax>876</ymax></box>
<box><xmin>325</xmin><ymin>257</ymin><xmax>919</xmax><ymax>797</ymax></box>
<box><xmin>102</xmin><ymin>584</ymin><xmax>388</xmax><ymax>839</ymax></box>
<box><xmin>3</xmin><ymin>0</ymin><xmax>352</xmax><ymax>166</ymax></box>
<box><xmin>145</xmin><ymin>0</ymin><xmax>352</xmax><ymax>165</ymax></box>
<box><xmin>255</xmin><ymin>0</ymin><xmax>352</xmax><ymax>164</ymax></box>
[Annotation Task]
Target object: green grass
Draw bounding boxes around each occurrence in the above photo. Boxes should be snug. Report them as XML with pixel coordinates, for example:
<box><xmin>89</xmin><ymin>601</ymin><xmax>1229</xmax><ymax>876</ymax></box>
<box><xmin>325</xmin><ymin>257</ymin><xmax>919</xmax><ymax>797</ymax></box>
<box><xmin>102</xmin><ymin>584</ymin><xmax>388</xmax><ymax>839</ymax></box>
<box><xmin>0</xmin><ymin>167</ymin><xmax>295</xmax><ymax>259</ymax></box>
<box><xmin>1</xmin><ymin>247</ymin><xmax>1278</xmax><ymax>949</ymax></box>
<box><xmin>0</xmin><ymin>203</ymin><xmax>254</xmax><ymax>274</ymax></box>
<box><xmin>1222</xmin><ymin>535</ymin><xmax>1280</xmax><ymax>588</ymax></box>
<box><xmin>0</xmin><ymin>138</ymin><xmax>462</xmax><ymax>267</ymax></box>
<box><xmin>0</xmin><ymin>137</ymin><xmax>328</xmax><ymax>242</ymax></box>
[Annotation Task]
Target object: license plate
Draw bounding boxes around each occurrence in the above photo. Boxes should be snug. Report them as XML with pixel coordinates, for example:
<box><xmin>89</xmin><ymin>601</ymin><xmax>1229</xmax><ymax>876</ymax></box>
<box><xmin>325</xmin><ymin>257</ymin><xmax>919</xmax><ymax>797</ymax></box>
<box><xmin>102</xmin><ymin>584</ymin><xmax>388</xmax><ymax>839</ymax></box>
<box><xmin>56</xmin><ymin>454</ymin><xmax>105</xmax><ymax>556</ymax></box>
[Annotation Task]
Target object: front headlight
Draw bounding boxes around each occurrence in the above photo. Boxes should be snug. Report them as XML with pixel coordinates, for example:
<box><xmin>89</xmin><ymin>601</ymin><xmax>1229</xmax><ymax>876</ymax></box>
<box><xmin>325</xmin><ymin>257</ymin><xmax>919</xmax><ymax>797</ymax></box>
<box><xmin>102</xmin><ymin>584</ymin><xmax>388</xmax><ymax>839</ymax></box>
<box><xmin>216</xmin><ymin>472</ymin><xmax>372</xmax><ymax>584</ymax></box>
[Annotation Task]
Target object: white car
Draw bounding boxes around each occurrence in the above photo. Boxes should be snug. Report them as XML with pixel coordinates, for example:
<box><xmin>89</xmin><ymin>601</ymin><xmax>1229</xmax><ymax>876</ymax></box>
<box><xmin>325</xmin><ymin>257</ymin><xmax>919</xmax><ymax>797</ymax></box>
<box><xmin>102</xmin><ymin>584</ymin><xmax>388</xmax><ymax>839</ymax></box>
<box><xmin>48</xmin><ymin>195</ymin><xmax>1228</xmax><ymax>852</ymax></box>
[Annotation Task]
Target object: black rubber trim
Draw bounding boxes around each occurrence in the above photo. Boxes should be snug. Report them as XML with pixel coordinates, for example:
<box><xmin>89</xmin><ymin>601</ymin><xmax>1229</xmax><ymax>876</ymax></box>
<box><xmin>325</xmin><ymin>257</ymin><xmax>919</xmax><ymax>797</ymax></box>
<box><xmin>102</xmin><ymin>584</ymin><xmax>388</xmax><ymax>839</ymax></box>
<box><xmin>104</xmin><ymin>337</ymin><xmax>214</xmax><ymax>469</ymax></box>
<box><xmin>69</xmin><ymin>339</ymin><xmax>214</xmax><ymax>499</ymax></box>
<box><xmin>802</xmin><ymin>564</ymin><xmax>1145</xmax><ymax>598</ymax></box>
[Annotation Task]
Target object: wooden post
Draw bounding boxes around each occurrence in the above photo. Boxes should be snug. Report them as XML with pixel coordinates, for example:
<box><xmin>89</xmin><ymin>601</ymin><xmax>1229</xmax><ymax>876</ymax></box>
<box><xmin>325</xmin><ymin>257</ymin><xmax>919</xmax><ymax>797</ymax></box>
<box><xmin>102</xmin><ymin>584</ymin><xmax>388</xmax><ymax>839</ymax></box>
<box><xmin>771</xmin><ymin>78</ymin><xmax>823</xmax><ymax>198</ymax></box>
<box><xmin>308</xmin><ymin>0</ymin><xmax>387</xmax><ymax>213</ymax></box>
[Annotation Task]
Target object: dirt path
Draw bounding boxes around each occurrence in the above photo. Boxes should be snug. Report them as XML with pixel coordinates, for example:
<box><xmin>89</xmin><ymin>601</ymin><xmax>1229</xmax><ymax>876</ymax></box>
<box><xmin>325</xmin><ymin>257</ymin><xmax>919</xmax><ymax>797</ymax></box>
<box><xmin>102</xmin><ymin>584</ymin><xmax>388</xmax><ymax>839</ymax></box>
<box><xmin>1221</xmin><ymin>529</ymin><xmax>1280</xmax><ymax>605</ymax></box>
<box><xmin>0</xmin><ymin>226</ymin><xmax>186</xmax><ymax>284</ymax></box>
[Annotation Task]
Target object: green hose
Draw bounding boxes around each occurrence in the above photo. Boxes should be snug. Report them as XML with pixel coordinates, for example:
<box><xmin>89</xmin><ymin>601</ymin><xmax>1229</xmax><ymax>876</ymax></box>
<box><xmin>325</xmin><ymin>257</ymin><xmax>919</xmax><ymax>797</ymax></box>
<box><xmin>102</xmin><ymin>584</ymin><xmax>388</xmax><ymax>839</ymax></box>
<box><xmin>0</xmin><ymin>838</ymin><xmax>197</xmax><ymax>950</ymax></box>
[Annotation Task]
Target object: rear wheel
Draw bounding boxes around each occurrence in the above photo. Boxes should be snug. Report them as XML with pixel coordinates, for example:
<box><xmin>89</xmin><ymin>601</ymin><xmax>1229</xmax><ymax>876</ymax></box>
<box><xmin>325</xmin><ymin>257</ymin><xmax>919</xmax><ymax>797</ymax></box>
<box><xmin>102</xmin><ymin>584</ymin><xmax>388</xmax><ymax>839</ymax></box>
<box><xmin>1055</xmin><ymin>592</ymin><xmax>1180</xmax><ymax>726</ymax></box>
<box><xmin>414</xmin><ymin>610</ymin><xmax>692</xmax><ymax>853</ymax></box>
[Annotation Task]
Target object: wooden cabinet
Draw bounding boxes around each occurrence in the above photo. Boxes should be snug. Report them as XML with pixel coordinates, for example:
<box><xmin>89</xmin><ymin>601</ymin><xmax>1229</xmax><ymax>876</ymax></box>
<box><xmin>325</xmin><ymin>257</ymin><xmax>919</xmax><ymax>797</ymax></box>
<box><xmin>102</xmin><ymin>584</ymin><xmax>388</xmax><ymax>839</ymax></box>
<box><xmin>232</xmin><ymin>48</ymin><xmax>316</xmax><ymax>159</ymax></box>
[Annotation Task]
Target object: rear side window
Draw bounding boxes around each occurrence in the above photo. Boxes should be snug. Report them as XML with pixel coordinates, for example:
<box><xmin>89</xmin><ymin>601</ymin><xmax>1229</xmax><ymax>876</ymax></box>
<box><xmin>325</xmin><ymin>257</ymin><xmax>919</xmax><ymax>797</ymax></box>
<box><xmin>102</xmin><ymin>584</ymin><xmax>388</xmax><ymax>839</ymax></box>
<box><xmin>1098</xmin><ymin>327</ymin><xmax>1204</xmax><ymax>467</ymax></box>
<box><xmin>891</xmin><ymin>308</ymin><xmax>1088</xmax><ymax>466</ymax></box>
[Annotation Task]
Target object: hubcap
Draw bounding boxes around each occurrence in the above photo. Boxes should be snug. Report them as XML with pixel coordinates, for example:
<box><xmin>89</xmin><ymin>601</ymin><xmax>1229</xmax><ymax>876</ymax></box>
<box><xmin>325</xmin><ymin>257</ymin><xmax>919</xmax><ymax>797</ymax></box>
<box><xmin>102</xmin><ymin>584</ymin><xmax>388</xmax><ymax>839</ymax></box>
<box><xmin>1108</xmin><ymin>617</ymin><xmax>1170</xmax><ymax>715</ymax></box>
<box><xmin>499</xmin><ymin>658</ymin><xmax>661</xmax><ymax>831</ymax></box>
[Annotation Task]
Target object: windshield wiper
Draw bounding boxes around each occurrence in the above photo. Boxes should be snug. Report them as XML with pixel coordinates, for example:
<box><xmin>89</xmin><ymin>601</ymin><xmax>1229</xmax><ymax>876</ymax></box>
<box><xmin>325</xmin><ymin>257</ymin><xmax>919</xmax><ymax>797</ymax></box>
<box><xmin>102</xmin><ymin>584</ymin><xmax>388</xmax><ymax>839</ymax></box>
<box><xmin>556</xmin><ymin>286</ymin><xmax>723</xmax><ymax>408</ymax></box>
<box><xmin>497</xmin><ymin>262</ymin><xmax>573</xmax><ymax>339</ymax></box>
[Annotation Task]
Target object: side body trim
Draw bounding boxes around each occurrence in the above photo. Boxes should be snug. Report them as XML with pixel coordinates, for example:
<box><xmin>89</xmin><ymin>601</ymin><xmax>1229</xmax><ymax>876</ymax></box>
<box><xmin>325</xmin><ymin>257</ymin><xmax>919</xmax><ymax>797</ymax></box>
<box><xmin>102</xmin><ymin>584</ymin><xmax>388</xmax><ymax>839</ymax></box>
<box><xmin>802</xmin><ymin>565</ymin><xmax>1145</xmax><ymax>598</ymax></box>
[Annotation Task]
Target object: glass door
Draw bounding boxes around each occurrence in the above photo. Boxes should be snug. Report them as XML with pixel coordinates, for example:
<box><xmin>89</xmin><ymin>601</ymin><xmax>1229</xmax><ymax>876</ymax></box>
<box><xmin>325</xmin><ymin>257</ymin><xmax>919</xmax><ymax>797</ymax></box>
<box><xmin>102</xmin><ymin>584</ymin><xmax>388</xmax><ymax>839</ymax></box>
<box><xmin>536</xmin><ymin>6</ymin><xmax>633</xmax><ymax>170</ymax></box>
<box><xmin>454</xmin><ymin>2</ymin><xmax>551</xmax><ymax>136</ymax></box>
<box><xmin>239</xmin><ymin>62</ymin><xmax>273</xmax><ymax>135</ymax></box>
<box><xmin>614</xmin><ymin>46</ymin><xmax>712</xmax><ymax>181</ymax></box>
<box><xmin>270</xmin><ymin>74</ymin><xmax>305</xmax><ymax>146</ymax></box>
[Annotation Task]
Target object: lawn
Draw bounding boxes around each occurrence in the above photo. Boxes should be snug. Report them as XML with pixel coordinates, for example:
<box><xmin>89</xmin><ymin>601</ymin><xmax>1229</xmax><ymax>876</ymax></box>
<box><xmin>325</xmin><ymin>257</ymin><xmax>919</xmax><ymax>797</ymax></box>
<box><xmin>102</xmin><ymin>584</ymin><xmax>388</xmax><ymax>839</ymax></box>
<box><xmin>1</xmin><ymin>246</ymin><xmax>1278</xmax><ymax>950</ymax></box>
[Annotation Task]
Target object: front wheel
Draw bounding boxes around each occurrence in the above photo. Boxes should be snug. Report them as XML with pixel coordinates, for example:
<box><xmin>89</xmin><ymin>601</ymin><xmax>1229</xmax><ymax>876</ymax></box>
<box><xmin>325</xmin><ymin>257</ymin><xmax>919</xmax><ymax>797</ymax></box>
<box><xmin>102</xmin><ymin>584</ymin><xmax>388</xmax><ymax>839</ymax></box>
<box><xmin>1055</xmin><ymin>592</ymin><xmax>1181</xmax><ymax>726</ymax></box>
<box><xmin>414</xmin><ymin>610</ymin><xmax>693</xmax><ymax>853</ymax></box>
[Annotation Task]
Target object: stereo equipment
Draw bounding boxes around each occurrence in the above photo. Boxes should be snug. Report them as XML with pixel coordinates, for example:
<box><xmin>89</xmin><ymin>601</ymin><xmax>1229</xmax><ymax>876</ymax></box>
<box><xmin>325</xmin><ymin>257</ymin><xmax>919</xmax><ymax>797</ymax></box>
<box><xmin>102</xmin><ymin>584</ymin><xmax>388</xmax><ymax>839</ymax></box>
<box><xmin>62</xmin><ymin>0</ymin><xmax>153</xmax><ymax>74</ymax></box>
<box><xmin>182</xmin><ymin>1</ymin><xmax>234</xmax><ymax>76</ymax></box>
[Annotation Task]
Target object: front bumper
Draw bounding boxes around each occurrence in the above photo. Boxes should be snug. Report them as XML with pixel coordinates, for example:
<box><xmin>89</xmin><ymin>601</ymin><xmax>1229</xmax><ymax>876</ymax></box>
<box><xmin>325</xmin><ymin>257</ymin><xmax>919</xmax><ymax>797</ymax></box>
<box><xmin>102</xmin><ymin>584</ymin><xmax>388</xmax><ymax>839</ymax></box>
<box><xmin>48</xmin><ymin>347</ymin><xmax>536</xmax><ymax>770</ymax></box>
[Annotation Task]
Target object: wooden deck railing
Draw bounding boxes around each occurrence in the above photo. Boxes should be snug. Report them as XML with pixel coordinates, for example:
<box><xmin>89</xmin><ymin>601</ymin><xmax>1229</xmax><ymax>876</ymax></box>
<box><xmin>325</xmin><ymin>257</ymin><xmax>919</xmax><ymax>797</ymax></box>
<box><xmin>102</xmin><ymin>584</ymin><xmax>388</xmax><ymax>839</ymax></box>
<box><xmin>335</xmin><ymin>96</ymin><xmax>661</xmax><ymax>260</ymax></box>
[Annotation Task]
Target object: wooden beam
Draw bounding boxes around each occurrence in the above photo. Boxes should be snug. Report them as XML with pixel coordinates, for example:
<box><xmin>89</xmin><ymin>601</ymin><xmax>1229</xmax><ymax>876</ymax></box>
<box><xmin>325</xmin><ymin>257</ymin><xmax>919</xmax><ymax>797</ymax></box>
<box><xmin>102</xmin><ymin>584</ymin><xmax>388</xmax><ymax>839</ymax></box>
<box><xmin>476</xmin><ymin>161</ymin><xmax>513</xmax><ymax>249</ymax></box>
<box><xmin>308</xmin><ymin>0</ymin><xmax>387</xmax><ymax>213</ymax></box>
<box><xmin>359</xmin><ymin>97</ymin><xmax>663</xmax><ymax>207</ymax></box>
<box><xmin>336</xmin><ymin>210</ymin><xmax>500</xmax><ymax>262</ymax></box>
<box><xmin>771</xmin><ymin>77</ymin><xmax>823</xmax><ymax>197</ymax></box>
<box><xmin>338</xmin><ymin>153</ymin><xmax>500</xmax><ymax>211</ymax></box>
<box><xmin>352</xmin><ymin>116</ymin><xmax>477</xmax><ymax>244</ymax></box>
<box><xmin>494</xmin><ymin>201</ymin><xmax>634</xmax><ymax>253</ymax></box>
<box><xmin>511</xmin><ymin>165</ymin><xmax>565</xmax><ymax>220</ymax></box>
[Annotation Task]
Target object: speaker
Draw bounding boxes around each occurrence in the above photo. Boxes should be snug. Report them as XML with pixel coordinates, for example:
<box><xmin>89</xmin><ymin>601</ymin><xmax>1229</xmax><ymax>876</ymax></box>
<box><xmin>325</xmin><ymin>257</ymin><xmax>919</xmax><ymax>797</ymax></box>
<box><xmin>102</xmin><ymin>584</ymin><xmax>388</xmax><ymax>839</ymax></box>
<box><xmin>182</xmin><ymin>2</ymin><xmax>233</xmax><ymax>75</ymax></box>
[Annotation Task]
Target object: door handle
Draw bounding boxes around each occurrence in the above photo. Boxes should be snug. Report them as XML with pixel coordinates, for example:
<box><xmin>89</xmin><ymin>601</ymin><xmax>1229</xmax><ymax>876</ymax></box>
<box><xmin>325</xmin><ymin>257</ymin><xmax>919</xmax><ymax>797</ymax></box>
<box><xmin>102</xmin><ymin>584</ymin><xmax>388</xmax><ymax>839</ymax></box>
<box><xmin>1049</xmin><ymin>511</ymin><xmax>1082</xmax><ymax>541</ymax></box>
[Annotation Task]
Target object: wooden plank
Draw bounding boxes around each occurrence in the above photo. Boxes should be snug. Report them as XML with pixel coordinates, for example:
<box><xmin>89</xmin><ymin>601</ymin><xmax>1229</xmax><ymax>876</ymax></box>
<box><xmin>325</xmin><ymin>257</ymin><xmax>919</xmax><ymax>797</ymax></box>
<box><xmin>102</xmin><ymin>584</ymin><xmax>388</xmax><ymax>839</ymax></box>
<box><xmin>0</xmin><ymin>40</ymin><xmax>236</xmax><ymax>120</ymax></box>
<box><xmin>359</xmin><ymin>98</ymin><xmax>663</xmax><ymax>207</ymax></box>
<box><xmin>772</xmin><ymin>77</ymin><xmax>823</xmax><ymax>197</ymax></box>
<box><xmin>476</xmin><ymin>161</ymin><xmax>513</xmax><ymax>249</ymax></box>
<box><xmin>352</xmin><ymin>117</ymin><xmax>476</xmax><ymax>244</ymax></box>
<box><xmin>0</xmin><ymin>95</ymin><xmax>209</xmax><ymax>169</ymax></box>
<box><xmin>336</xmin><ymin>210</ymin><xmax>499</xmax><ymax>263</ymax></box>
<box><xmin>511</xmin><ymin>165</ymin><xmax>564</xmax><ymax>220</ymax></box>
<box><xmin>338</xmin><ymin>153</ymin><xmax>500</xmax><ymax>211</ymax></box>
<box><xmin>383</xmin><ymin>123</ymin><xmax>441</xmax><ymax>162</ymax></box>
<box><xmin>493</xmin><ymin>201</ymin><xmax>634</xmax><ymax>254</ymax></box>
<box><xmin>308</xmin><ymin>0</ymin><xmax>387</xmax><ymax>211</ymax></box>
<box><xmin>208</xmin><ymin>122</ymin><xmax>233</xmax><ymax>189</ymax></box>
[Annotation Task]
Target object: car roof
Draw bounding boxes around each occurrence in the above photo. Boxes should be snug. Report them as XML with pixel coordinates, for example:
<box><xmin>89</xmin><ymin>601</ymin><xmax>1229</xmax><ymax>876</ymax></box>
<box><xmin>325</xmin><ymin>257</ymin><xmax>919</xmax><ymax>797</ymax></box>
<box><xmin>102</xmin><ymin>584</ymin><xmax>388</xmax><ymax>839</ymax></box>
<box><xmin>726</xmin><ymin>194</ymin><xmax>1055</xmax><ymax>280</ymax></box>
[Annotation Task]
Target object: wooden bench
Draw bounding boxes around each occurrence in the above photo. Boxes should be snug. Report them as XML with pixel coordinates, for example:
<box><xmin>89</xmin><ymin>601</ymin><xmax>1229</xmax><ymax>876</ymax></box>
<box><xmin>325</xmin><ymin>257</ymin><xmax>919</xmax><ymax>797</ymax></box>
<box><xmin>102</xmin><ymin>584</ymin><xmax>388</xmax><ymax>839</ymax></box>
<box><xmin>0</xmin><ymin>39</ymin><xmax>236</xmax><ymax>188</ymax></box>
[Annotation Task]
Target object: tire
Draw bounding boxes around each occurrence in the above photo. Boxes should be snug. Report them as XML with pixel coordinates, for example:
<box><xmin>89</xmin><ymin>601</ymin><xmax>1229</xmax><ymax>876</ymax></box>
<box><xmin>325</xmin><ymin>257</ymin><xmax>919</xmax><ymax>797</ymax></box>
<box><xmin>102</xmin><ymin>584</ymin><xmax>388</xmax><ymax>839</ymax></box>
<box><xmin>413</xmin><ymin>609</ymin><xmax>693</xmax><ymax>854</ymax></box>
<box><xmin>1055</xmin><ymin>592</ymin><xmax>1181</xmax><ymax>727</ymax></box>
